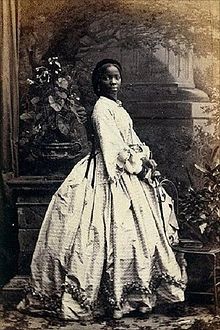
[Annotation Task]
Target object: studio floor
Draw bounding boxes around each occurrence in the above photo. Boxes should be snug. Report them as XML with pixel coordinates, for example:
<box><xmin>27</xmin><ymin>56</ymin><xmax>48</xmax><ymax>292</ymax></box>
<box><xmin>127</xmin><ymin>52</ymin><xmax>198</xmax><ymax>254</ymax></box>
<box><xmin>1</xmin><ymin>304</ymin><xmax>220</xmax><ymax>330</ymax></box>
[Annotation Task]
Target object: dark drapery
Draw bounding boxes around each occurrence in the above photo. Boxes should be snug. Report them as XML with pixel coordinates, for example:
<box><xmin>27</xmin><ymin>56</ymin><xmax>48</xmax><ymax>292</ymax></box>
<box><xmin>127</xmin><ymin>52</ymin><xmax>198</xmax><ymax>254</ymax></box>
<box><xmin>0</xmin><ymin>0</ymin><xmax>20</xmax><ymax>176</ymax></box>
<box><xmin>0</xmin><ymin>0</ymin><xmax>20</xmax><ymax>285</ymax></box>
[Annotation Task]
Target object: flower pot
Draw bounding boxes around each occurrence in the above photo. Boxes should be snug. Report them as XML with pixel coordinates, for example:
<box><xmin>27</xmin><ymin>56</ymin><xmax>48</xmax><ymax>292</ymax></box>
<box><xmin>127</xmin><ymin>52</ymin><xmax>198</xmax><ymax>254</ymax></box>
<box><xmin>38</xmin><ymin>142</ymin><xmax>82</xmax><ymax>160</ymax></box>
<box><xmin>19</xmin><ymin>141</ymin><xmax>88</xmax><ymax>176</ymax></box>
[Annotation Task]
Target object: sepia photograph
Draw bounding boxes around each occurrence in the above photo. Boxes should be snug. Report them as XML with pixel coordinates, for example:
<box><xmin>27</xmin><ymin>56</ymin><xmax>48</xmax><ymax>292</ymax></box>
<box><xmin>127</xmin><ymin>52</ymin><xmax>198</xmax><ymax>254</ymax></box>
<box><xmin>0</xmin><ymin>0</ymin><xmax>220</xmax><ymax>329</ymax></box>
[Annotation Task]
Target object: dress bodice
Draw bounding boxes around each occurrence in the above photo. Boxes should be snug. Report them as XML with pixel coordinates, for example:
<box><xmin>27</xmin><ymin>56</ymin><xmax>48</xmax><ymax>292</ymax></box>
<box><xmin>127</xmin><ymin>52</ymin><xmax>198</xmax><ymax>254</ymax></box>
<box><xmin>91</xmin><ymin>96</ymin><xmax>142</xmax><ymax>181</ymax></box>
<box><xmin>92</xmin><ymin>96</ymin><xmax>134</xmax><ymax>145</ymax></box>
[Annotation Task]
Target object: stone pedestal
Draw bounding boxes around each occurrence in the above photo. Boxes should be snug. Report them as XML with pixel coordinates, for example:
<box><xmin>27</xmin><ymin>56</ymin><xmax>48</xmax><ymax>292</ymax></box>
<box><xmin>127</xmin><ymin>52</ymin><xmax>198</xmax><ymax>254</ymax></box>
<box><xmin>8</xmin><ymin>177</ymin><xmax>63</xmax><ymax>275</ymax></box>
<box><xmin>0</xmin><ymin>177</ymin><xmax>63</xmax><ymax>304</ymax></box>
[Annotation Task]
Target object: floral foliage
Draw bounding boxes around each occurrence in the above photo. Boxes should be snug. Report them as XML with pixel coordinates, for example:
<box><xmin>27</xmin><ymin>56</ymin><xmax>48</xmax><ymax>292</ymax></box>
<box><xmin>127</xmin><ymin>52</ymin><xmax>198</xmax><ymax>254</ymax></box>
<box><xmin>177</xmin><ymin>84</ymin><xmax>220</xmax><ymax>244</ymax></box>
<box><xmin>178</xmin><ymin>147</ymin><xmax>220</xmax><ymax>243</ymax></box>
<box><xmin>203</xmin><ymin>88</ymin><xmax>220</xmax><ymax>143</ymax></box>
<box><xmin>19</xmin><ymin>57</ymin><xmax>87</xmax><ymax>150</ymax></box>
<box><xmin>21</xmin><ymin>0</ymin><xmax>220</xmax><ymax>58</ymax></box>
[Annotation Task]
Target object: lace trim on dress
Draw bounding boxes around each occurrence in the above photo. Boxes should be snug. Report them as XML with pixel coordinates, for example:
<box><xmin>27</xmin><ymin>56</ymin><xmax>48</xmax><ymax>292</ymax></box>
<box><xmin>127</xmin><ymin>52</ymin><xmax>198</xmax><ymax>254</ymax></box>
<box><xmin>22</xmin><ymin>286</ymin><xmax>62</xmax><ymax>316</ymax></box>
<box><xmin>23</xmin><ymin>269</ymin><xmax>185</xmax><ymax>316</ymax></box>
<box><xmin>63</xmin><ymin>282</ymin><xmax>92</xmax><ymax>311</ymax></box>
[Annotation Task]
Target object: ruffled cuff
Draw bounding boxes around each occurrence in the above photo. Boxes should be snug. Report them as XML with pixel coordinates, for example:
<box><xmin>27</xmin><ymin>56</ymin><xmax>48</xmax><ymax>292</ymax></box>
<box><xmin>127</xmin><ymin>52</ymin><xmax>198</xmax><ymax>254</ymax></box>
<box><xmin>116</xmin><ymin>144</ymin><xmax>150</xmax><ymax>175</ymax></box>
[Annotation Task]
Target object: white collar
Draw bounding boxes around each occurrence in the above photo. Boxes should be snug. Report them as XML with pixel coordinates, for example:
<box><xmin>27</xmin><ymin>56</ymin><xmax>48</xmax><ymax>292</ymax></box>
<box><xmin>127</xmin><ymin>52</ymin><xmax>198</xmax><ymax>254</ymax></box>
<box><xmin>99</xmin><ymin>96</ymin><xmax>122</xmax><ymax>107</ymax></box>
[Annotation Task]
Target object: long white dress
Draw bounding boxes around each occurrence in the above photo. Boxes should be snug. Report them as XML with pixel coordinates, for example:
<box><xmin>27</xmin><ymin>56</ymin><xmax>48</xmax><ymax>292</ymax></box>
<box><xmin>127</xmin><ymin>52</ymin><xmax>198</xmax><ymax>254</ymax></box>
<box><xmin>18</xmin><ymin>96</ymin><xmax>186</xmax><ymax>320</ymax></box>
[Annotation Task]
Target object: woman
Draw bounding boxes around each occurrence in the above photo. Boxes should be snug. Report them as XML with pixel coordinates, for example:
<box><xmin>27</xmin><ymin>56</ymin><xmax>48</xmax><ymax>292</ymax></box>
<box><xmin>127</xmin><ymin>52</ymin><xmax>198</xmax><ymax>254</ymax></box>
<box><xmin>18</xmin><ymin>59</ymin><xmax>186</xmax><ymax>320</ymax></box>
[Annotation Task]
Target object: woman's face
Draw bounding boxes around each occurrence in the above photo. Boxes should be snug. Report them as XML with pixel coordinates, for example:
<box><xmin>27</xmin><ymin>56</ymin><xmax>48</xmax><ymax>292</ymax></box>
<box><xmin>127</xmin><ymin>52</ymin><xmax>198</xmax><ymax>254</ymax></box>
<box><xmin>99</xmin><ymin>64</ymin><xmax>121</xmax><ymax>100</ymax></box>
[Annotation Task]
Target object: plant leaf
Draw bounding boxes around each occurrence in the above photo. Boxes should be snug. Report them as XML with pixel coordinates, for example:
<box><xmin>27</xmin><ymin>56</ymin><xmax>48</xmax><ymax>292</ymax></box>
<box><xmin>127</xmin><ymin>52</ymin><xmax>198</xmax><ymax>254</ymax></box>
<box><xmin>57</xmin><ymin>116</ymin><xmax>70</xmax><ymax>136</ymax></box>
<box><xmin>36</xmin><ymin>113</ymin><xmax>43</xmax><ymax>121</ymax></box>
<box><xmin>56</xmin><ymin>78</ymin><xmax>68</xmax><ymax>90</ymax></box>
<box><xmin>195</xmin><ymin>164</ymin><xmax>209</xmax><ymax>174</ymax></box>
<box><xmin>30</xmin><ymin>97</ymin><xmax>40</xmax><ymax>105</ymax></box>
<box><xmin>20</xmin><ymin>112</ymin><xmax>35</xmax><ymax>121</ymax></box>
<box><xmin>56</xmin><ymin>91</ymin><xmax>67</xmax><ymax>99</ymax></box>
<box><xmin>55</xmin><ymin>61</ymin><xmax>61</xmax><ymax>67</ymax></box>
<box><xmin>199</xmin><ymin>223</ymin><xmax>207</xmax><ymax>234</ymax></box>
<box><xmin>48</xmin><ymin>95</ymin><xmax>64</xmax><ymax>111</ymax></box>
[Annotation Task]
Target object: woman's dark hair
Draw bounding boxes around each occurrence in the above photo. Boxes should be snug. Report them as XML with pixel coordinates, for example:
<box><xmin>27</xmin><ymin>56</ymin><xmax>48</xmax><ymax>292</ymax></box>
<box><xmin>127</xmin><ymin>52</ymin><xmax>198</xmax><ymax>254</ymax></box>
<box><xmin>92</xmin><ymin>58</ymin><xmax>122</xmax><ymax>96</ymax></box>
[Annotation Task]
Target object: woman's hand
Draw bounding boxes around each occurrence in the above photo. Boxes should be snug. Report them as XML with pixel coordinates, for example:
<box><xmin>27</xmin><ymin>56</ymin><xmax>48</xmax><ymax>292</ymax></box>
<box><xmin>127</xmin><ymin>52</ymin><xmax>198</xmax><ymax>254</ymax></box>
<box><xmin>144</xmin><ymin>159</ymin><xmax>157</xmax><ymax>171</ymax></box>
<box><xmin>117</xmin><ymin>144</ymin><xmax>155</xmax><ymax>175</ymax></box>
<box><xmin>124</xmin><ymin>150</ymin><xmax>143</xmax><ymax>174</ymax></box>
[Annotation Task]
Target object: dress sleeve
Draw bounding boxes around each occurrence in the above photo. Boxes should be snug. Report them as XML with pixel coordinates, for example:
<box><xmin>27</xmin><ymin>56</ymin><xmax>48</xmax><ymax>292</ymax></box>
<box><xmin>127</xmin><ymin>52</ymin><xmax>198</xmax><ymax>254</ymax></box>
<box><xmin>92</xmin><ymin>106</ymin><xmax>128</xmax><ymax>182</ymax></box>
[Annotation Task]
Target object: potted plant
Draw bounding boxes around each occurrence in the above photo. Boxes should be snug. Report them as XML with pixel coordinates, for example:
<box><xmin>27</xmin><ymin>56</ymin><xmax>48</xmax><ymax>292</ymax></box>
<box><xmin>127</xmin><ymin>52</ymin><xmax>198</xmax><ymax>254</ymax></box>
<box><xmin>178</xmin><ymin>146</ymin><xmax>220</xmax><ymax>246</ymax></box>
<box><xmin>19</xmin><ymin>57</ymin><xmax>88</xmax><ymax>175</ymax></box>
